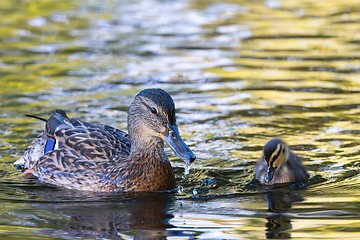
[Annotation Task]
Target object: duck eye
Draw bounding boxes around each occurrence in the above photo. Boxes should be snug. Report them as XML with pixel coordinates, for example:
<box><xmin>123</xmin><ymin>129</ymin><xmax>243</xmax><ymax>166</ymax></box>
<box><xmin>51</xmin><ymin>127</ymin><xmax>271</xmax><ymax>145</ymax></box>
<box><xmin>150</xmin><ymin>107</ymin><xmax>157</xmax><ymax>114</ymax></box>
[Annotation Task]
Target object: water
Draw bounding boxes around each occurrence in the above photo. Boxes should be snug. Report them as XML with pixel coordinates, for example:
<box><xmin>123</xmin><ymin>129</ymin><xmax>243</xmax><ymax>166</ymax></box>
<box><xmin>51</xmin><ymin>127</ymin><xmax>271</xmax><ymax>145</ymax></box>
<box><xmin>1</xmin><ymin>0</ymin><xmax>360</xmax><ymax>239</ymax></box>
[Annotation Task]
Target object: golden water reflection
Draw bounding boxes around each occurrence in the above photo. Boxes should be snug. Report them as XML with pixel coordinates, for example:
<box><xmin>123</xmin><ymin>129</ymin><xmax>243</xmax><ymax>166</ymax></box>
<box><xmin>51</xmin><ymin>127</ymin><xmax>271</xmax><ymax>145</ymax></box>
<box><xmin>1</xmin><ymin>0</ymin><xmax>360</xmax><ymax>239</ymax></box>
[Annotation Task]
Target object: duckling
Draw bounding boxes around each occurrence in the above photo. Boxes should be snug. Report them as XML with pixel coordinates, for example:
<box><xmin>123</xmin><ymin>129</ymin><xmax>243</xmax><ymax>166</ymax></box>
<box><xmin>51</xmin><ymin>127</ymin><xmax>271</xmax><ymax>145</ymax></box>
<box><xmin>255</xmin><ymin>139</ymin><xmax>308</xmax><ymax>185</ymax></box>
<box><xmin>14</xmin><ymin>88</ymin><xmax>196</xmax><ymax>192</ymax></box>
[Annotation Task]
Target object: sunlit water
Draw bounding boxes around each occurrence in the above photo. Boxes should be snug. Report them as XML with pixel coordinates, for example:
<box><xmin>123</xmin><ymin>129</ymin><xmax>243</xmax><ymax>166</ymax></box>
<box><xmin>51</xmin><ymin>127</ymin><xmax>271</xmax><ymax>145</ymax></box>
<box><xmin>1</xmin><ymin>0</ymin><xmax>360</xmax><ymax>239</ymax></box>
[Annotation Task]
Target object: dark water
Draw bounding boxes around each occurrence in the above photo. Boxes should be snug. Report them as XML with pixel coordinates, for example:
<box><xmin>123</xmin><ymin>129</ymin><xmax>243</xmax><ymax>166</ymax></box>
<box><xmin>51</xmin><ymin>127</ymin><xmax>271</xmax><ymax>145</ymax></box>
<box><xmin>1</xmin><ymin>0</ymin><xmax>360</xmax><ymax>239</ymax></box>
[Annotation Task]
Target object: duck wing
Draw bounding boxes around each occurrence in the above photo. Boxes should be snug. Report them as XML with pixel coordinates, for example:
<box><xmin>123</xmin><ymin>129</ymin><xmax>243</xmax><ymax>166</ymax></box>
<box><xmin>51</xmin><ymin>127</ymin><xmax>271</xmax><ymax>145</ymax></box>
<box><xmin>47</xmin><ymin>110</ymin><xmax>130</xmax><ymax>161</ymax></box>
<box><xmin>18</xmin><ymin>110</ymin><xmax>130</xmax><ymax>190</ymax></box>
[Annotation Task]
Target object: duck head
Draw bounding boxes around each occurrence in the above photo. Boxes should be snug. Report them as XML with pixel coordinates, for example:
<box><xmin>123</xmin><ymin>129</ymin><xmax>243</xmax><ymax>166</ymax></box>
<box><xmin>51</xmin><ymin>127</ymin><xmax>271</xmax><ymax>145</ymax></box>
<box><xmin>262</xmin><ymin>139</ymin><xmax>289</xmax><ymax>184</ymax></box>
<box><xmin>128</xmin><ymin>88</ymin><xmax>196</xmax><ymax>165</ymax></box>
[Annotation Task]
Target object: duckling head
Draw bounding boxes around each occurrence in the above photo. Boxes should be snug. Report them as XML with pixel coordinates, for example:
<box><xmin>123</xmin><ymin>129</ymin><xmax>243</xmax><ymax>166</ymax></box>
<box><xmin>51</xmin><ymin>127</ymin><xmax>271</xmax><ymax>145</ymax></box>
<box><xmin>262</xmin><ymin>139</ymin><xmax>289</xmax><ymax>184</ymax></box>
<box><xmin>128</xmin><ymin>88</ymin><xmax>196</xmax><ymax>165</ymax></box>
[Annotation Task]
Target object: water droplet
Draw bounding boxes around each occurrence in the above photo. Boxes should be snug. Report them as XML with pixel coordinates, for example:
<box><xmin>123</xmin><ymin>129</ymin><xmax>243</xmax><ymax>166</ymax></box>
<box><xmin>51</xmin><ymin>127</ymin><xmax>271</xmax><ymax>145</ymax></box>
<box><xmin>184</xmin><ymin>163</ymin><xmax>190</xmax><ymax>175</ymax></box>
<box><xmin>177</xmin><ymin>186</ymin><xmax>184</xmax><ymax>194</ymax></box>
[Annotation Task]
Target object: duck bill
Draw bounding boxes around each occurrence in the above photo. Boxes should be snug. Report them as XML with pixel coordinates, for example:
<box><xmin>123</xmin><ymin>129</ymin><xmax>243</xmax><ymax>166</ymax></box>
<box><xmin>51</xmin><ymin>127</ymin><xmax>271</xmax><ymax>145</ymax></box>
<box><xmin>160</xmin><ymin>124</ymin><xmax>196</xmax><ymax>165</ymax></box>
<box><xmin>265</xmin><ymin>165</ymin><xmax>276</xmax><ymax>184</ymax></box>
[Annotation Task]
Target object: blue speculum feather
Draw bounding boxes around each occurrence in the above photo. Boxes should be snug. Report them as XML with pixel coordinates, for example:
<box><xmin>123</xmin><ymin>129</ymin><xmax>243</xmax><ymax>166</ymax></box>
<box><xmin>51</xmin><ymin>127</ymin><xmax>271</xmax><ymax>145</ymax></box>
<box><xmin>45</xmin><ymin>139</ymin><xmax>56</xmax><ymax>153</ymax></box>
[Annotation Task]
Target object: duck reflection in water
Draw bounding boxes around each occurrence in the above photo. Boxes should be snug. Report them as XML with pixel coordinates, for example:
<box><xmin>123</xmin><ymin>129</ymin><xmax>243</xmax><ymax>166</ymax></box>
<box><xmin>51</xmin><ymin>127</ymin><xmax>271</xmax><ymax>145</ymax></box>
<box><xmin>264</xmin><ymin>188</ymin><xmax>305</xmax><ymax>239</ymax></box>
<box><xmin>39</xmin><ymin>191</ymin><xmax>180</xmax><ymax>240</ymax></box>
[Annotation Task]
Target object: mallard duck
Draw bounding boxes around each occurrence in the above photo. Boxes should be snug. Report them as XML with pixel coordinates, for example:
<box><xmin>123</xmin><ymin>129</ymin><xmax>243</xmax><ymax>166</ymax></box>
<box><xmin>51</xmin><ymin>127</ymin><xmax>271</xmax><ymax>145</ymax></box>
<box><xmin>255</xmin><ymin>139</ymin><xmax>308</xmax><ymax>184</ymax></box>
<box><xmin>14</xmin><ymin>88</ymin><xmax>196</xmax><ymax>192</ymax></box>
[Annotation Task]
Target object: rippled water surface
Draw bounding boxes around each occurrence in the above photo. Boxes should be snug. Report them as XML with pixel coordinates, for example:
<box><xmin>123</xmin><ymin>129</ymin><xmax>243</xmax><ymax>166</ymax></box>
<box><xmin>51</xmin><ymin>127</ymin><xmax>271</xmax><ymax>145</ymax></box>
<box><xmin>2</xmin><ymin>0</ymin><xmax>360</xmax><ymax>239</ymax></box>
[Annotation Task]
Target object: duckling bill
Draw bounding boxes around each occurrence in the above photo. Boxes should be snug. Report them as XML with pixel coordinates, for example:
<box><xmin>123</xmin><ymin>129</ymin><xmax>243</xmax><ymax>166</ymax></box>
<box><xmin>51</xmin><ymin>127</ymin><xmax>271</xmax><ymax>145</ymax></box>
<box><xmin>255</xmin><ymin>139</ymin><xmax>308</xmax><ymax>185</ymax></box>
<box><xmin>15</xmin><ymin>88</ymin><xmax>196</xmax><ymax>192</ymax></box>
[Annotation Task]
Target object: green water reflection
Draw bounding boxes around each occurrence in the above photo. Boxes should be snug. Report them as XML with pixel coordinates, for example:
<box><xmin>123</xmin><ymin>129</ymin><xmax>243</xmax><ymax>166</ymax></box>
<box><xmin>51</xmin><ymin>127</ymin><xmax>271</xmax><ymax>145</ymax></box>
<box><xmin>1</xmin><ymin>0</ymin><xmax>360</xmax><ymax>239</ymax></box>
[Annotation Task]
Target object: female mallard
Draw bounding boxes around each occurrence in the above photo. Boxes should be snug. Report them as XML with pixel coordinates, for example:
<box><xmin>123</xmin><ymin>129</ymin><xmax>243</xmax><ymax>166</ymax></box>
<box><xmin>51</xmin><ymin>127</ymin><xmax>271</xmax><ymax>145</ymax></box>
<box><xmin>15</xmin><ymin>88</ymin><xmax>196</xmax><ymax>192</ymax></box>
<box><xmin>255</xmin><ymin>139</ymin><xmax>308</xmax><ymax>184</ymax></box>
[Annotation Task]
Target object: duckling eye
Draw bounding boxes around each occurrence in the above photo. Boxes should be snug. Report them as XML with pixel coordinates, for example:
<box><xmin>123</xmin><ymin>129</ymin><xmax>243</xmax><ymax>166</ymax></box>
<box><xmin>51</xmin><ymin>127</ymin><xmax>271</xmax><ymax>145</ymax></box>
<box><xmin>150</xmin><ymin>107</ymin><xmax>157</xmax><ymax>114</ymax></box>
<box><xmin>273</xmin><ymin>153</ymin><xmax>280</xmax><ymax>160</ymax></box>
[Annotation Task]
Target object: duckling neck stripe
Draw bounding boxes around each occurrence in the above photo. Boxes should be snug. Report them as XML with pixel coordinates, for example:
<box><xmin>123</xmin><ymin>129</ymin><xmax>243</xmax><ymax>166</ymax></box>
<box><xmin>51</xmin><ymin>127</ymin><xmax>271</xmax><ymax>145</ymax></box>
<box><xmin>45</xmin><ymin>139</ymin><xmax>56</xmax><ymax>153</ymax></box>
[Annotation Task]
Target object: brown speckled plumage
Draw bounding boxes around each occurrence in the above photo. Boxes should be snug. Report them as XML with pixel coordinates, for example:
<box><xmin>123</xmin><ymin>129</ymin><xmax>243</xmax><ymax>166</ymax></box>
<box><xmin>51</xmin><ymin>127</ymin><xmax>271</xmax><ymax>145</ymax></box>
<box><xmin>255</xmin><ymin>139</ymin><xmax>309</xmax><ymax>185</ymax></box>
<box><xmin>15</xmin><ymin>89</ymin><xmax>195</xmax><ymax>192</ymax></box>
